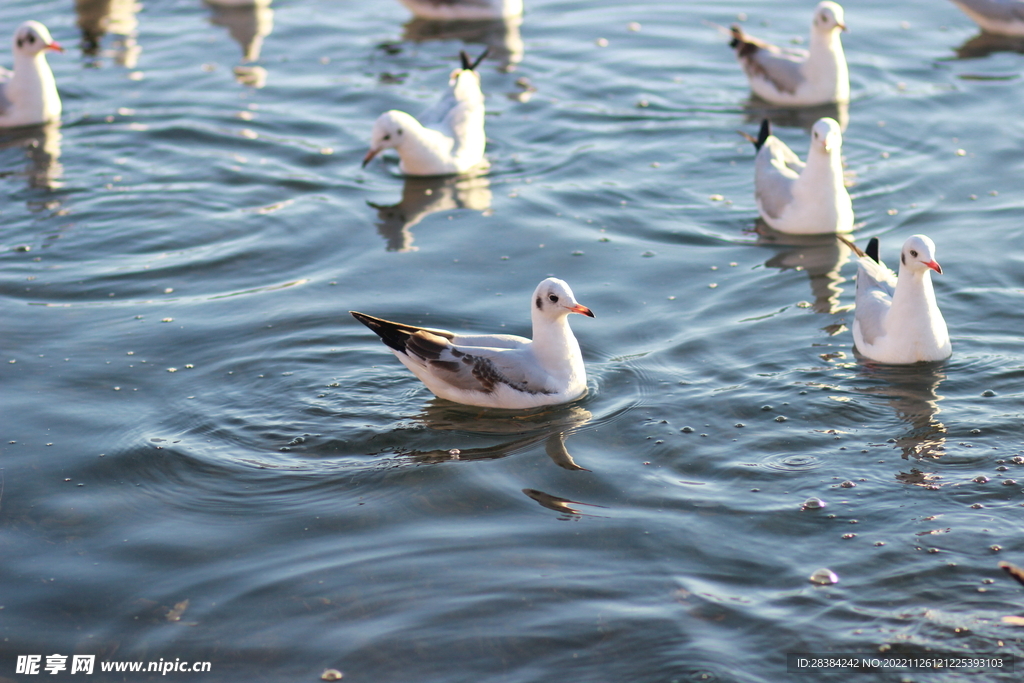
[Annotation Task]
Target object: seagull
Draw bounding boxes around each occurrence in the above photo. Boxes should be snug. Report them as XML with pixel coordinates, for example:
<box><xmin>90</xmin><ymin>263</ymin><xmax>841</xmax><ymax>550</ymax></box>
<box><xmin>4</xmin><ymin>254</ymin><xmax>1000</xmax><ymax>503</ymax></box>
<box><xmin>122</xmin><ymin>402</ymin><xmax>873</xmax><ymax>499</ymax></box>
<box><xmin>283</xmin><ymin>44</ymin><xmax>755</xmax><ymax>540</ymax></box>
<box><xmin>397</xmin><ymin>0</ymin><xmax>523</xmax><ymax>21</ymax></box>
<box><xmin>363</xmin><ymin>49</ymin><xmax>488</xmax><ymax>176</ymax></box>
<box><xmin>0</xmin><ymin>21</ymin><xmax>64</xmax><ymax>128</ymax></box>
<box><xmin>729</xmin><ymin>1</ymin><xmax>849</xmax><ymax>106</ymax></box>
<box><xmin>350</xmin><ymin>278</ymin><xmax>594</xmax><ymax>409</ymax></box>
<box><xmin>848</xmin><ymin>235</ymin><xmax>951</xmax><ymax>364</ymax></box>
<box><xmin>743</xmin><ymin>117</ymin><xmax>852</xmax><ymax>234</ymax></box>
<box><xmin>949</xmin><ymin>0</ymin><xmax>1024</xmax><ymax>36</ymax></box>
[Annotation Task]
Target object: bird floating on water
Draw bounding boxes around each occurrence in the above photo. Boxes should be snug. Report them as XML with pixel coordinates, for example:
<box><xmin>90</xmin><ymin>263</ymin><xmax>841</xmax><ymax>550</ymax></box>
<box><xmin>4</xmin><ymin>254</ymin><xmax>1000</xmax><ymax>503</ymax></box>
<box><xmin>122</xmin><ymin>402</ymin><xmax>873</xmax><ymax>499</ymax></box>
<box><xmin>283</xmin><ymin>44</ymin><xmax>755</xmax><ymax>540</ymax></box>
<box><xmin>397</xmin><ymin>0</ymin><xmax>522</xmax><ymax>21</ymax></box>
<box><xmin>351</xmin><ymin>278</ymin><xmax>594</xmax><ymax>409</ymax></box>
<box><xmin>0</xmin><ymin>21</ymin><xmax>64</xmax><ymax>128</ymax></box>
<box><xmin>363</xmin><ymin>49</ymin><xmax>488</xmax><ymax>176</ymax></box>
<box><xmin>847</xmin><ymin>235</ymin><xmax>951</xmax><ymax>364</ymax></box>
<box><xmin>949</xmin><ymin>0</ymin><xmax>1024</xmax><ymax>36</ymax></box>
<box><xmin>729</xmin><ymin>1</ymin><xmax>848</xmax><ymax>106</ymax></box>
<box><xmin>743</xmin><ymin>117</ymin><xmax>852</xmax><ymax>235</ymax></box>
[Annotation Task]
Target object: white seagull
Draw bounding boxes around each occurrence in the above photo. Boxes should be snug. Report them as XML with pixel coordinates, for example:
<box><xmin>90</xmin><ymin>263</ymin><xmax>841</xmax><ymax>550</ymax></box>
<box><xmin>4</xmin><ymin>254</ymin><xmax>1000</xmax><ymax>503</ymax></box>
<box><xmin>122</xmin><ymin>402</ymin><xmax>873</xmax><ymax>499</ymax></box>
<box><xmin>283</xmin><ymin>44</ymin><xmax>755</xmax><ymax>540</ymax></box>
<box><xmin>949</xmin><ymin>0</ymin><xmax>1024</xmax><ymax>36</ymax></box>
<box><xmin>850</xmin><ymin>235</ymin><xmax>951</xmax><ymax>364</ymax></box>
<box><xmin>729</xmin><ymin>1</ymin><xmax>849</xmax><ymax>106</ymax></box>
<box><xmin>0</xmin><ymin>21</ymin><xmax>64</xmax><ymax>128</ymax></box>
<box><xmin>397</xmin><ymin>0</ymin><xmax>522</xmax><ymax>21</ymax></box>
<box><xmin>351</xmin><ymin>278</ymin><xmax>594</xmax><ymax>409</ymax></box>
<box><xmin>363</xmin><ymin>49</ymin><xmax>488</xmax><ymax>176</ymax></box>
<box><xmin>744</xmin><ymin>117</ymin><xmax>852</xmax><ymax>235</ymax></box>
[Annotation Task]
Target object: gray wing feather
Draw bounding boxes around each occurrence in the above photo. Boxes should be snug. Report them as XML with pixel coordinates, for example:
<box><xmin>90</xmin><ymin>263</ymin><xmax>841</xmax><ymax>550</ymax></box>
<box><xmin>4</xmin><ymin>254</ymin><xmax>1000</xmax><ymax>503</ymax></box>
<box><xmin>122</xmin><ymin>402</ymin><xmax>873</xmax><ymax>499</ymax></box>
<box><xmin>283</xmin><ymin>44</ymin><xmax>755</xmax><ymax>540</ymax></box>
<box><xmin>743</xmin><ymin>46</ymin><xmax>808</xmax><ymax>94</ymax></box>
<box><xmin>755</xmin><ymin>137</ymin><xmax>804</xmax><ymax>219</ymax></box>
<box><xmin>953</xmin><ymin>0</ymin><xmax>1024</xmax><ymax>22</ymax></box>
<box><xmin>0</xmin><ymin>68</ymin><xmax>12</xmax><ymax>114</ymax></box>
<box><xmin>405</xmin><ymin>331</ymin><xmax>554</xmax><ymax>395</ymax></box>
<box><xmin>854</xmin><ymin>256</ymin><xmax>898</xmax><ymax>344</ymax></box>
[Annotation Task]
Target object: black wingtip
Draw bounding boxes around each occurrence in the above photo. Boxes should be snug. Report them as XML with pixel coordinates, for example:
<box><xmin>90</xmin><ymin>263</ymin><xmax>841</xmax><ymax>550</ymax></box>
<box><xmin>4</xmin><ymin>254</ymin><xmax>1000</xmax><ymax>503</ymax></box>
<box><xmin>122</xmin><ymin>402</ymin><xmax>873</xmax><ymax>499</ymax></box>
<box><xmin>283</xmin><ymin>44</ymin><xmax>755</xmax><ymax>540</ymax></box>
<box><xmin>729</xmin><ymin>24</ymin><xmax>742</xmax><ymax>49</ymax></box>
<box><xmin>351</xmin><ymin>311</ymin><xmax>408</xmax><ymax>354</ymax></box>
<box><xmin>866</xmin><ymin>237</ymin><xmax>880</xmax><ymax>264</ymax></box>
<box><xmin>459</xmin><ymin>50</ymin><xmax>472</xmax><ymax>71</ymax></box>
<box><xmin>755</xmin><ymin>119</ymin><xmax>771</xmax><ymax>151</ymax></box>
<box><xmin>999</xmin><ymin>561</ymin><xmax>1024</xmax><ymax>589</ymax></box>
<box><xmin>469</xmin><ymin>47</ymin><xmax>489</xmax><ymax>71</ymax></box>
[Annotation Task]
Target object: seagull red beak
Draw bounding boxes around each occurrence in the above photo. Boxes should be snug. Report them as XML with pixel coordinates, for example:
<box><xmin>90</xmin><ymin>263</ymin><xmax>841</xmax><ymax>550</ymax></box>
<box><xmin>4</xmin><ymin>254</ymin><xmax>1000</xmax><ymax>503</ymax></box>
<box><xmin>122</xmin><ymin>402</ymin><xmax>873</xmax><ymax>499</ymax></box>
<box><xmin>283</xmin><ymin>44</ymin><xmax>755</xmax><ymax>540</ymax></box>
<box><xmin>46</xmin><ymin>41</ymin><xmax>64</xmax><ymax>53</ymax></box>
<box><xmin>925</xmin><ymin>260</ymin><xmax>942</xmax><ymax>275</ymax></box>
<box><xmin>362</xmin><ymin>147</ymin><xmax>380</xmax><ymax>168</ymax></box>
<box><xmin>570</xmin><ymin>303</ymin><xmax>595</xmax><ymax>318</ymax></box>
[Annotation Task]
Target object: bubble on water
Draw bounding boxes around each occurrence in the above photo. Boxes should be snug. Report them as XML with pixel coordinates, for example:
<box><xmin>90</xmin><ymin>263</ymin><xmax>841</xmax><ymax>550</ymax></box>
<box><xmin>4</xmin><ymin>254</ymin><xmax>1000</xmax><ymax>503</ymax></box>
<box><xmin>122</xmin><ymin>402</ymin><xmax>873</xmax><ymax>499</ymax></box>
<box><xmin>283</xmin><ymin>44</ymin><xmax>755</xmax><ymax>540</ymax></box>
<box><xmin>775</xmin><ymin>416</ymin><xmax>787</xmax><ymax>423</ymax></box>
<box><xmin>809</xmin><ymin>568</ymin><xmax>838</xmax><ymax>585</ymax></box>
<box><xmin>802</xmin><ymin>497</ymin><xmax>826</xmax><ymax>511</ymax></box>
<box><xmin>991</xmin><ymin>545</ymin><xmax>1003</xmax><ymax>553</ymax></box>
<box><xmin>974</xmin><ymin>475</ymin><xmax>989</xmax><ymax>484</ymax></box>
<box><xmin>321</xmin><ymin>670</ymin><xmax>343</xmax><ymax>681</ymax></box>
<box><xmin>1002</xmin><ymin>479</ymin><xmax>1017</xmax><ymax>486</ymax></box>
<box><xmin>680</xmin><ymin>426</ymin><xmax>694</xmax><ymax>433</ymax></box>
<box><xmin>840</xmin><ymin>480</ymin><xmax>856</xmax><ymax>488</ymax></box>
<box><xmin>981</xmin><ymin>390</ymin><xmax>996</xmax><ymax>397</ymax></box>
<box><xmin>761</xmin><ymin>405</ymin><xmax>772</xmax><ymax>411</ymax></box>
<box><xmin>970</xmin><ymin>428</ymin><xmax>982</xmax><ymax>435</ymax></box>
<box><xmin>842</xmin><ymin>533</ymin><xmax>856</xmax><ymax>539</ymax></box>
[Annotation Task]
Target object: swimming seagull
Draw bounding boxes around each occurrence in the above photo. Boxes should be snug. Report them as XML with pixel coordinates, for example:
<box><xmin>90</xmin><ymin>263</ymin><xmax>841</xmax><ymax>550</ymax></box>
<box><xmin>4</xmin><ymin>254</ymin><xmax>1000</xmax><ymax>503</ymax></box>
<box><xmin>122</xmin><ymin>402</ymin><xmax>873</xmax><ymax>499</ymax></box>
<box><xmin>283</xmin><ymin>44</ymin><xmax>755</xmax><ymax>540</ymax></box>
<box><xmin>0</xmin><ymin>21</ymin><xmax>64</xmax><ymax>128</ymax></box>
<box><xmin>949</xmin><ymin>0</ymin><xmax>1024</xmax><ymax>36</ymax></box>
<box><xmin>743</xmin><ymin>117</ymin><xmax>852</xmax><ymax>235</ymax></box>
<box><xmin>350</xmin><ymin>278</ymin><xmax>594</xmax><ymax>409</ymax></box>
<box><xmin>847</xmin><ymin>235</ymin><xmax>951</xmax><ymax>364</ymax></box>
<box><xmin>363</xmin><ymin>49</ymin><xmax>488</xmax><ymax>176</ymax></box>
<box><xmin>729</xmin><ymin>1</ymin><xmax>849</xmax><ymax>106</ymax></box>
<box><xmin>397</xmin><ymin>0</ymin><xmax>523</xmax><ymax>21</ymax></box>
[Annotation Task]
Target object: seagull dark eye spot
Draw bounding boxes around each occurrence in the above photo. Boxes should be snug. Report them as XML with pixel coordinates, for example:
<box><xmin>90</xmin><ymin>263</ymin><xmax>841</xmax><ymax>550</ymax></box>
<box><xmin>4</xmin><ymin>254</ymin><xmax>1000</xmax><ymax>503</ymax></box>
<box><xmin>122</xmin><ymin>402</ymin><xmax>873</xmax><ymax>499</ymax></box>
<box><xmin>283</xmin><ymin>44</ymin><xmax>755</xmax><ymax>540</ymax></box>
<box><xmin>548</xmin><ymin>294</ymin><xmax>559</xmax><ymax>303</ymax></box>
<box><xmin>26</xmin><ymin>33</ymin><xmax>35</xmax><ymax>44</ymax></box>
<box><xmin>535</xmin><ymin>296</ymin><xmax>542</xmax><ymax>310</ymax></box>
<box><xmin>382</xmin><ymin>134</ymin><xmax>390</xmax><ymax>141</ymax></box>
<box><xmin>909</xmin><ymin>249</ymin><xmax>918</xmax><ymax>258</ymax></box>
<box><xmin>16</xmin><ymin>38</ymin><xmax>22</xmax><ymax>48</ymax></box>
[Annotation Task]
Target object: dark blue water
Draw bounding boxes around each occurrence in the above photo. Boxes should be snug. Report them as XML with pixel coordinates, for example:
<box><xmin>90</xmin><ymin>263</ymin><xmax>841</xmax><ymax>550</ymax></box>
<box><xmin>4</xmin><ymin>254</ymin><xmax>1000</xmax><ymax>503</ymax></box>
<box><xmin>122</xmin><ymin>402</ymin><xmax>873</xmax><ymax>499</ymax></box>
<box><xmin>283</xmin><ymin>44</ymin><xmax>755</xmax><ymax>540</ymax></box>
<box><xmin>2</xmin><ymin>0</ymin><xmax>1024</xmax><ymax>681</ymax></box>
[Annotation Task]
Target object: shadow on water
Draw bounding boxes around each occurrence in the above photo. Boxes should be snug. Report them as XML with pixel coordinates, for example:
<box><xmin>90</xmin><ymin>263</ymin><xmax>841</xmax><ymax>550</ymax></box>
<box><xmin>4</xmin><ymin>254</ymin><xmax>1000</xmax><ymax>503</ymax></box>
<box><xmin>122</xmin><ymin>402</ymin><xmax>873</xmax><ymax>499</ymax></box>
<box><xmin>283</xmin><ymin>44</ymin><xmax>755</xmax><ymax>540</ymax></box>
<box><xmin>369</xmin><ymin>173</ymin><xmax>492</xmax><ymax>251</ymax></box>
<box><xmin>852</xmin><ymin>361</ymin><xmax>948</xmax><ymax>462</ymax></box>
<box><xmin>398</xmin><ymin>400</ymin><xmax>592</xmax><ymax>470</ymax></box>
<box><xmin>75</xmin><ymin>0</ymin><xmax>141</xmax><ymax>68</ymax></box>
<box><xmin>402</xmin><ymin>16</ymin><xmax>523</xmax><ymax>72</ymax></box>
<box><xmin>755</xmin><ymin>223</ymin><xmax>853</xmax><ymax>315</ymax></box>
<box><xmin>742</xmin><ymin>99</ymin><xmax>849</xmax><ymax>132</ymax></box>
<box><xmin>0</xmin><ymin>122</ymin><xmax>63</xmax><ymax>191</ymax></box>
<box><xmin>952</xmin><ymin>31</ymin><xmax>1024</xmax><ymax>59</ymax></box>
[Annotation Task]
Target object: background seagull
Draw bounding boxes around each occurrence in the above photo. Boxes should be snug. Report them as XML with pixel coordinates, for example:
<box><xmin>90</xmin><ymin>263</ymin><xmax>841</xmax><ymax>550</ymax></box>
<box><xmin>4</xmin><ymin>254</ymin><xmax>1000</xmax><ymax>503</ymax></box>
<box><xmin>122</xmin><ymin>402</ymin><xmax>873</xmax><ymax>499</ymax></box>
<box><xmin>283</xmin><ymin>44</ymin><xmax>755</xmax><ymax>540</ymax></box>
<box><xmin>0</xmin><ymin>21</ymin><xmax>63</xmax><ymax>128</ymax></box>
<box><xmin>397</xmin><ymin>0</ymin><xmax>522</xmax><ymax>21</ymax></box>
<box><xmin>350</xmin><ymin>278</ymin><xmax>594</xmax><ymax>409</ymax></box>
<box><xmin>363</xmin><ymin>49</ymin><xmax>488</xmax><ymax>176</ymax></box>
<box><xmin>743</xmin><ymin>117</ymin><xmax>852</xmax><ymax>234</ymax></box>
<box><xmin>849</xmin><ymin>235</ymin><xmax>951</xmax><ymax>364</ymax></box>
<box><xmin>729</xmin><ymin>1</ymin><xmax>848</xmax><ymax>106</ymax></box>
<box><xmin>949</xmin><ymin>0</ymin><xmax>1024</xmax><ymax>36</ymax></box>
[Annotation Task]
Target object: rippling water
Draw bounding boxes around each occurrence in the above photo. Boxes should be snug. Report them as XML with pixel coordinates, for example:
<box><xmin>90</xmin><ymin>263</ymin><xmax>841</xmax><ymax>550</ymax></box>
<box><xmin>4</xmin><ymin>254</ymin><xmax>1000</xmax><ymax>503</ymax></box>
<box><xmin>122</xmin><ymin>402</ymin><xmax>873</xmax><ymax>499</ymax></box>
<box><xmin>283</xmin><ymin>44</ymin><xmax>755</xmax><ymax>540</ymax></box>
<box><xmin>2</xmin><ymin>0</ymin><xmax>1024</xmax><ymax>681</ymax></box>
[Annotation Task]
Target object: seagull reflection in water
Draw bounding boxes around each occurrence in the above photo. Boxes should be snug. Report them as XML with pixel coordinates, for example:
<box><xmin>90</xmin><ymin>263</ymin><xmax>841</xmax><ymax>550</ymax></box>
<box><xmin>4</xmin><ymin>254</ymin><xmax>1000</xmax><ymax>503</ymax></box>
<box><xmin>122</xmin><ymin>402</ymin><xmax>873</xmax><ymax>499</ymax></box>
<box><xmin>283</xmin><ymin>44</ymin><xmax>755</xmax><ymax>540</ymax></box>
<box><xmin>402</xmin><ymin>17</ymin><xmax>524</xmax><ymax>72</ymax></box>
<box><xmin>854</xmin><ymin>362</ymin><xmax>947</xmax><ymax>460</ymax></box>
<box><xmin>755</xmin><ymin>223</ymin><xmax>852</xmax><ymax>316</ymax></box>
<box><xmin>0</xmin><ymin>122</ymin><xmax>63</xmax><ymax>191</ymax></box>
<box><xmin>369</xmin><ymin>173</ymin><xmax>491</xmax><ymax>252</ymax></box>
<box><xmin>75</xmin><ymin>0</ymin><xmax>141</xmax><ymax>68</ymax></box>
<box><xmin>743</xmin><ymin>100</ymin><xmax>849</xmax><ymax>133</ymax></box>
<box><xmin>400</xmin><ymin>401</ymin><xmax>591</xmax><ymax>472</ymax></box>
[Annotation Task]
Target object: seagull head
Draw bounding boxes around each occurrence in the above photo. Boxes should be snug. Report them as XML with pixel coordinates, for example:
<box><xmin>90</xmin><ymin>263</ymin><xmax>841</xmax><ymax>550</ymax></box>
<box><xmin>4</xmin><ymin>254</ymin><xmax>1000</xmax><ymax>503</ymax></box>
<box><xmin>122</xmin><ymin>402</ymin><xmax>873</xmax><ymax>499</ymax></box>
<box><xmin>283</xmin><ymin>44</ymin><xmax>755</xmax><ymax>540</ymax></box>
<box><xmin>810</xmin><ymin>117</ymin><xmax>843</xmax><ymax>154</ymax></box>
<box><xmin>813</xmin><ymin>2</ymin><xmax>847</xmax><ymax>33</ymax></box>
<box><xmin>900</xmin><ymin>235</ymin><xmax>942</xmax><ymax>275</ymax></box>
<box><xmin>363</xmin><ymin>110</ymin><xmax>413</xmax><ymax>168</ymax></box>
<box><xmin>532</xmin><ymin>278</ymin><xmax>594</xmax><ymax>322</ymax></box>
<box><xmin>13</xmin><ymin>21</ymin><xmax>63</xmax><ymax>57</ymax></box>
